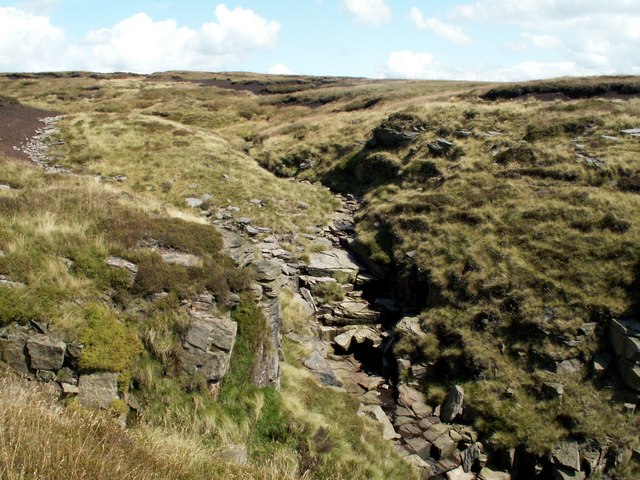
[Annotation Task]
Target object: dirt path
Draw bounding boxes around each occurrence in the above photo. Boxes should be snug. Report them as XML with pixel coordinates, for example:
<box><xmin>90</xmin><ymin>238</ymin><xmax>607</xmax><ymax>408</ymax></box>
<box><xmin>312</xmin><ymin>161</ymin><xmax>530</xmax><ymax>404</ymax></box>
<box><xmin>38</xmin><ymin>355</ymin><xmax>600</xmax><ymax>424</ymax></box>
<box><xmin>0</xmin><ymin>104</ymin><xmax>57</xmax><ymax>161</ymax></box>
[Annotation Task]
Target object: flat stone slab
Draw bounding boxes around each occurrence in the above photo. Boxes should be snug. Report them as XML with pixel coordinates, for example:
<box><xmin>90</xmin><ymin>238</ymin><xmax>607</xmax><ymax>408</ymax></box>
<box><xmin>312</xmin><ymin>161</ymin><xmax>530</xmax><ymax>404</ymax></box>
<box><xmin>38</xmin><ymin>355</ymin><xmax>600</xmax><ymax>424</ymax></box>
<box><xmin>158</xmin><ymin>249</ymin><xmax>202</xmax><ymax>268</ymax></box>
<box><xmin>308</xmin><ymin>248</ymin><xmax>360</xmax><ymax>278</ymax></box>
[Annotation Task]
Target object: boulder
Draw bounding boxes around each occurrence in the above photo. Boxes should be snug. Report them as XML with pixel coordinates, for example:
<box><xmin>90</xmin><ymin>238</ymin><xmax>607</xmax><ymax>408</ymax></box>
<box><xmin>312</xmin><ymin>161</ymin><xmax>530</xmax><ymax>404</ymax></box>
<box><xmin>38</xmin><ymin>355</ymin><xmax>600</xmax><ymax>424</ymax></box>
<box><xmin>78</xmin><ymin>372</ymin><xmax>119</xmax><ymax>409</ymax></box>
<box><xmin>357</xmin><ymin>404</ymin><xmax>400</xmax><ymax>441</ymax></box>
<box><xmin>0</xmin><ymin>336</ymin><xmax>29</xmax><ymax>374</ymax></box>
<box><xmin>398</xmin><ymin>384</ymin><xmax>426</xmax><ymax>409</ymax></box>
<box><xmin>461</xmin><ymin>444</ymin><xmax>481</xmax><ymax>472</ymax></box>
<box><xmin>592</xmin><ymin>353</ymin><xmax>612</xmax><ymax>377</ymax></box>
<box><xmin>26</xmin><ymin>335</ymin><xmax>65</xmax><ymax>371</ymax></box>
<box><xmin>447</xmin><ymin>466</ymin><xmax>475</xmax><ymax>480</ymax></box>
<box><xmin>618</xmin><ymin>359</ymin><xmax>640</xmax><ymax>391</ymax></box>
<box><xmin>553</xmin><ymin>441</ymin><xmax>581</xmax><ymax>471</ymax></box>
<box><xmin>411</xmin><ymin>401</ymin><xmax>433</xmax><ymax>417</ymax></box>
<box><xmin>432</xmin><ymin>434</ymin><xmax>457</xmax><ymax>460</ymax></box>
<box><xmin>304</xmin><ymin>350</ymin><xmax>341</xmax><ymax>386</ymax></box>
<box><xmin>372</xmin><ymin>126</ymin><xmax>420</xmax><ymax>148</ymax></box>
<box><xmin>542</xmin><ymin>381</ymin><xmax>565</xmax><ymax>398</ymax></box>
<box><xmin>440</xmin><ymin>385</ymin><xmax>464</xmax><ymax>422</ymax></box>
<box><xmin>179</xmin><ymin>313</ymin><xmax>237</xmax><ymax>382</ymax></box>
<box><xmin>478</xmin><ymin>467</ymin><xmax>511</xmax><ymax>480</ymax></box>
<box><xmin>252</xmin><ymin>260</ymin><xmax>282</xmax><ymax>282</ymax></box>
<box><xmin>185</xmin><ymin>197</ymin><xmax>203</xmax><ymax>208</ymax></box>
<box><xmin>405</xmin><ymin>436</ymin><xmax>431</xmax><ymax>457</ymax></box>
<box><xmin>551</xmin><ymin>466</ymin><xmax>586</xmax><ymax>480</ymax></box>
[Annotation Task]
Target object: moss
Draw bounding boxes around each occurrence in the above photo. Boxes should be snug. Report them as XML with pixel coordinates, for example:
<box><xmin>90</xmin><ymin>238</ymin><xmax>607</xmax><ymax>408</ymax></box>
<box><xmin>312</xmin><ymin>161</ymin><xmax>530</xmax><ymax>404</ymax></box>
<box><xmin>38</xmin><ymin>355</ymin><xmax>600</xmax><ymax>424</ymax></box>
<box><xmin>78</xmin><ymin>303</ymin><xmax>143</xmax><ymax>374</ymax></box>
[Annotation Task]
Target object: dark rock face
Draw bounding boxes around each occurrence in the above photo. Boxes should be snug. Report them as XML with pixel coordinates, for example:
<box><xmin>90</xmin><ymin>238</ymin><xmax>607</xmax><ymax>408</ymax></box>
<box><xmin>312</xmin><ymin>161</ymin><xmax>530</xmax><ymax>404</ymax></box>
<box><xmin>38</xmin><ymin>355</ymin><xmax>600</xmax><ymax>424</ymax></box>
<box><xmin>0</xmin><ymin>336</ymin><xmax>30</xmax><ymax>374</ymax></box>
<box><xmin>372</xmin><ymin>127</ymin><xmax>420</xmax><ymax>148</ymax></box>
<box><xmin>26</xmin><ymin>334</ymin><xmax>66</xmax><ymax>371</ymax></box>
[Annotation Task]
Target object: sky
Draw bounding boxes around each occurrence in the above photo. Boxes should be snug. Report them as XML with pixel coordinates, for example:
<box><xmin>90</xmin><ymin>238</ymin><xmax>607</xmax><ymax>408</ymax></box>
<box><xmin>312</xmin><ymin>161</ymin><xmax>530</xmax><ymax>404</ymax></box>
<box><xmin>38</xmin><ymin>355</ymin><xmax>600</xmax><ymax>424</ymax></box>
<box><xmin>0</xmin><ymin>0</ymin><xmax>639</xmax><ymax>81</ymax></box>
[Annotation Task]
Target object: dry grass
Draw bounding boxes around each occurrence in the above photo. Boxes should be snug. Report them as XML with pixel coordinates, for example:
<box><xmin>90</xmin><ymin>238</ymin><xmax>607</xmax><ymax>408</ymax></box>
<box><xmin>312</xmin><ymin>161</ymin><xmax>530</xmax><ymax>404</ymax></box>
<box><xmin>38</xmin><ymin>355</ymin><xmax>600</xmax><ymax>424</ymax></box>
<box><xmin>0</xmin><ymin>370</ymin><xmax>268</xmax><ymax>480</ymax></box>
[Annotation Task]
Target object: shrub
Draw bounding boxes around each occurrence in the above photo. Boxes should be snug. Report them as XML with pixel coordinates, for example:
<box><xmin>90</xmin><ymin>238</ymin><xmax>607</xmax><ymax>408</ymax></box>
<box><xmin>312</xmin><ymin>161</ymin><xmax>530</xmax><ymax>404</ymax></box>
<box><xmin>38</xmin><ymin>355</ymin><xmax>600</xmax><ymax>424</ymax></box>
<box><xmin>78</xmin><ymin>303</ymin><xmax>143</xmax><ymax>374</ymax></box>
<box><xmin>314</xmin><ymin>282</ymin><xmax>344</xmax><ymax>304</ymax></box>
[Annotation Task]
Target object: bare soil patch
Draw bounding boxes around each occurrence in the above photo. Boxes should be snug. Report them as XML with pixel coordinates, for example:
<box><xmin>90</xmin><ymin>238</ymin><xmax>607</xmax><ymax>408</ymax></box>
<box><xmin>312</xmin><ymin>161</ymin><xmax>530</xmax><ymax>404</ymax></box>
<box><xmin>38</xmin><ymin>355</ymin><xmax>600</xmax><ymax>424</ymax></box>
<box><xmin>0</xmin><ymin>104</ymin><xmax>57</xmax><ymax>160</ymax></box>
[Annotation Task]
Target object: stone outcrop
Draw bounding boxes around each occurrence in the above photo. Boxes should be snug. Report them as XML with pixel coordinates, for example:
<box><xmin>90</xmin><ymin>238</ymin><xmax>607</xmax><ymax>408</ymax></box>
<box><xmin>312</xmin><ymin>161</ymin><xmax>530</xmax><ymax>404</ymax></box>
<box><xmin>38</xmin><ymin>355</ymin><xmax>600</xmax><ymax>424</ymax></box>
<box><xmin>609</xmin><ymin>318</ymin><xmax>640</xmax><ymax>391</ymax></box>
<box><xmin>179</xmin><ymin>311</ymin><xmax>237</xmax><ymax>385</ymax></box>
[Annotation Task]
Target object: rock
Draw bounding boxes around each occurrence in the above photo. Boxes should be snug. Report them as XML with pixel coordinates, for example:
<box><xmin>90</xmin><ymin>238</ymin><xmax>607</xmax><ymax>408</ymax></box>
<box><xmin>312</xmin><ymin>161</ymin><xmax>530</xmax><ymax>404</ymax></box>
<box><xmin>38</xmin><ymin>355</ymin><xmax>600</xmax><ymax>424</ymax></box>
<box><xmin>405</xmin><ymin>436</ymin><xmax>431</xmax><ymax>457</ymax></box>
<box><xmin>553</xmin><ymin>441</ymin><xmax>581</xmax><ymax>471</ymax></box>
<box><xmin>357</xmin><ymin>404</ymin><xmax>400</xmax><ymax>441</ymax></box>
<box><xmin>78</xmin><ymin>372</ymin><xmax>119</xmax><ymax>409</ymax></box>
<box><xmin>407</xmin><ymin>454</ymin><xmax>433</xmax><ymax>477</ymax></box>
<box><xmin>621</xmin><ymin>128</ymin><xmax>640</xmax><ymax>137</ymax></box>
<box><xmin>36</xmin><ymin>369</ymin><xmax>56</xmax><ymax>382</ymax></box>
<box><xmin>398</xmin><ymin>422</ymin><xmax>422</xmax><ymax>438</ymax></box>
<box><xmin>333</xmin><ymin>327</ymin><xmax>381</xmax><ymax>352</ymax></box>
<box><xmin>618</xmin><ymin>359</ymin><xmax>640</xmax><ymax>391</ymax></box>
<box><xmin>440</xmin><ymin>385</ymin><xmax>464</xmax><ymax>422</ymax></box>
<box><xmin>66</xmin><ymin>343</ymin><xmax>83</xmax><ymax>360</ymax></box>
<box><xmin>60</xmin><ymin>382</ymin><xmax>80</xmax><ymax>395</ymax></box>
<box><xmin>398</xmin><ymin>384</ymin><xmax>427</xmax><ymax>409</ymax></box>
<box><xmin>249</xmin><ymin>198</ymin><xmax>262</xmax><ymax>206</ymax></box>
<box><xmin>461</xmin><ymin>444</ymin><xmax>481</xmax><ymax>472</ymax></box>
<box><xmin>307</xmin><ymin>249</ymin><xmax>359</xmax><ymax>278</ymax></box>
<box><xmin>0</xmin><ymin>275</ymin><xmax>26</xmax><ymax>288</ymax></box>
<box><xmin>179</xmin><ymin>312</ymin><xmax>237</xmax><ymax>382</ymax></box>
<box><xmin>372</xmin><ymin>126</ymin><xmax>420</xmax><ymax>148</ymax></box>
<box><xmin>216</xmin><ymin>227</ymin><xmax>254</xmax><ymax>268</ymax></box>
<box><xmin>105</xmin><ymin>256</ymin><xmax>138</xmax><ymax>274</ymax></box>
<box><xmin>252</xmin><ymin>260</ymin><xmax>281</xmax><ymax>282</ymax></box>
<box><xmin>424</xmin><ymin>423</ymin><xmax>451</xmax><ymax>442</ymax></box>
<box><xmin>593</xmin><ymin>353</ymin><xmax>612</xmax><ymax>377</ymax></box>
<box><xmin>542</xmin><ymin>381</ymin><xmax>565</xmax><ymax>398</ymax></box>
<box><xmin>158</xmin><ymin>250</ymin><xmax>202</xmax><ymax>268</ymax></box>
<box><xmin>304</xmin><ymin>350</ymin><xmax>341</xmax><ymax>386</ymax></box>
<box><xmin>332</xmin><ymin>300</ymin><xmax>380</xmax><ymax>324</ymax></box>
<box><xmin>411</xmin><ymin>401</ymin><xmax>433</xmax><ymax>417</ymax></box>
<box><xmin>185</xmin><ymin>197</ymin><xmax>203</xmax><ymax>208</ymax></box>
<box><xmin>432</xmin><ymin>434</ymin><xmax>457</xmax><ymax>460</ymax></box>
<box><xmin>551</xmin><ymin>466</ymin><xmax>586</xmax><ymax>480</ymax></box>
<box><xmin>447</xmin><ymin>466</ymin><xmax>475</xmax><ymax>480</ymax></box>
<box><xmin>554</xmin><ymin>358</ymin><xmax>583</xmax><ymax>375</ymax></box>
<box><xmin>26</xmin><ymin>335</ymin><xmax>65</xmax><ymax>371</ymax></box>
<box><xmin>0</xmin><ymin>336</ymin><xmax>29</xmax><ymax>373</ymax></box>
<box><xmin>478</xmin><ymin>467</ymin><xmax>511</xmax><ymax>480</ymax></box>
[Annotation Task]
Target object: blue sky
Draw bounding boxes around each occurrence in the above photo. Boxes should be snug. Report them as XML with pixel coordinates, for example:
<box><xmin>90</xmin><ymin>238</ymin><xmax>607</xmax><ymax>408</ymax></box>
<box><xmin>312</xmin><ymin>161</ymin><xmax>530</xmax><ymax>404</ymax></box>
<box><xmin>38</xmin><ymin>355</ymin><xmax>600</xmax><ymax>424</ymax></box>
<box><xmin>0</xmin><ymin>0</ymin><xmax>639</xmax><ymax>80</ymax></box>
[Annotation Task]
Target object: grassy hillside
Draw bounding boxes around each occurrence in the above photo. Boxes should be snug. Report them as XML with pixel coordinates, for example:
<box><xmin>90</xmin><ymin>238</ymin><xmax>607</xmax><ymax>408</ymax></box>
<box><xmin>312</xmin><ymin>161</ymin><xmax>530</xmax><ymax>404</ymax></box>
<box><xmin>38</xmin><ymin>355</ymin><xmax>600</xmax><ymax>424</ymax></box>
<box><xmin>1</xmin><ymin>71</ymin><xmax>640</xmax><ymax>477</ymax></box>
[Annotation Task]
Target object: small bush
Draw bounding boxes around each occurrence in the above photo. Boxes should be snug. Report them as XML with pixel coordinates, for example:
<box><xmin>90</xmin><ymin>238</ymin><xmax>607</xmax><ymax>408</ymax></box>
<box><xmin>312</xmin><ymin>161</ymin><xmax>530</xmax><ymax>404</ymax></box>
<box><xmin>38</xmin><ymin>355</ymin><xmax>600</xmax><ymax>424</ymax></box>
<box><xmin>314</xmin><ymin>282</ymin><xmax>345</xmax><ymax>304</ymax></box>
<box><xmin>78</xmin><ymin>303</ymin><xmax>143</xmax><ymax>374</ymax></box>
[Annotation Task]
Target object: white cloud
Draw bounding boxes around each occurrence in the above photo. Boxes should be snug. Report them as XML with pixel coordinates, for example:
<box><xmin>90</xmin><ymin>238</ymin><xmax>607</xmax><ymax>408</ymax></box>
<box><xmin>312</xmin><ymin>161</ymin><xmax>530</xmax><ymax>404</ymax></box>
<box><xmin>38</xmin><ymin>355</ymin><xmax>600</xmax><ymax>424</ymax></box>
<box><xmin>268</xmin><ymin>63</ymin><xmax>294</xmax><ymax>75</ymax></box>
<box><xmin>451</xmin><ymin>0</ymin><xmax>640</xmax><ymax>77</ymax></box>
<box><xmin>0</xmin><ymin>4</ymin><xmax>280</xmax><ymax>73</ymax></box>
<box><xmin>409</xmin><ymin>8</ymin><xmax>471</xmax><ymax>46</ymax></box>
<box><xmin>379</xmin><ymin>50</ymin><xmax>598</xmax><ymax>81</ymax></box>
<box><xmin>343</xmin><ymin>0</ymin><xmax>391</xmax><ymax>26</ymax></box>
<box><xmin>0</xmin><ymin>7</ymin><xmax>65</xmax><ymax>71</ymax></box>
<box><xmin>521</xmin><ymin>32</ymin><xmax>561</xmax><ymax>49</ymax></box>
<box><xmin>379</xmin><ymin>50</ymin><xmax>461</xmax><ymax>80</ymax></box>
